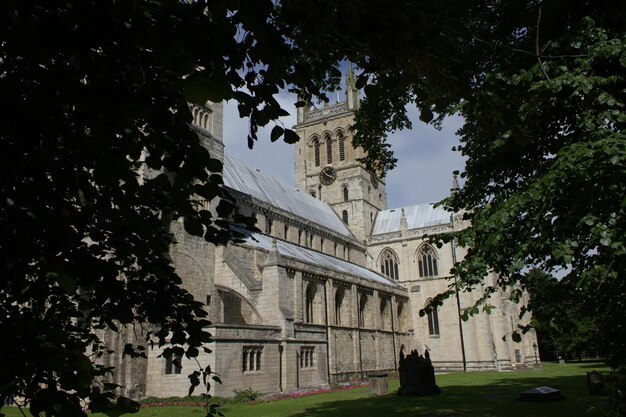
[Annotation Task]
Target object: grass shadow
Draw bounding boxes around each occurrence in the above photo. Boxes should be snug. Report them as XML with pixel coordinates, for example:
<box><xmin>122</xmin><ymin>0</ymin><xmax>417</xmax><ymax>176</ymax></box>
<box><xmin>288</xmin><ymin>372</ymin><xmax>611</xmax><ymax>417</ymax></box>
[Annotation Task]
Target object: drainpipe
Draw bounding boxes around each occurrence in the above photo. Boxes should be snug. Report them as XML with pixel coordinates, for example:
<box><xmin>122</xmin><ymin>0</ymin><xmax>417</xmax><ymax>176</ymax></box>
<box><xmin>390</xmin><ymin>297</ymin><xmax>398</xmax><ymax>371</ymax></box>
<box><xmin>450</xmin><ymin>216</ymin><xmax>467</xmax><ymax>372</ymax></box>
<box><xmin>356</xmin><ymin>292</ymin><xmax>363</xmax><ymax>378</ymax></box>
<box><xmin>323</xmin><ymin>280</ymin><xmax>331</xmax><ymax>386</ymax></box>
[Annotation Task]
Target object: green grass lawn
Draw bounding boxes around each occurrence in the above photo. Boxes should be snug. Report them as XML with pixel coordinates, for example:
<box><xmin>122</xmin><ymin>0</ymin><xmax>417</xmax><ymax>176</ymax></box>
<box><xmin>1</xmin><ymin>362</ymin><xmax>613</xmax><ymax>417</ymax></box>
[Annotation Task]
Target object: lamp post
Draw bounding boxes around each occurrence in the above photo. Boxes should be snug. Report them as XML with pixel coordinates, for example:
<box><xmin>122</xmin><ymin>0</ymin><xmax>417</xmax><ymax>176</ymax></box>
<box><xmin>532</xmin><ymin>342</ymin><xmax>538</xmax><ymax>364</ymax></box>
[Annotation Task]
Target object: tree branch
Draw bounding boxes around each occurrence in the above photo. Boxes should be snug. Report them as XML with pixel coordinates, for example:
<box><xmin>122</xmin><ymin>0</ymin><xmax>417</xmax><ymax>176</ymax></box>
<box><xmin>536</xmin><ymin>6</ymin><xmax>552</xmax><ymax>84</ymax></box>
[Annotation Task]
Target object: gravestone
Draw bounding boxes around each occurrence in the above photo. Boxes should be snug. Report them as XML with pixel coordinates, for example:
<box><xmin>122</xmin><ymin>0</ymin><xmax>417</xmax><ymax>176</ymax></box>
<box><xmin>369</xmin><ymin>373</ymin><xmax>389</xmax><ymax>395</ymax></box>
<box><xmin>519</xmin><ymin>386</ymin><xmax>563</xmax><ymax>402</ymax></box>
<box><xmin>587</xmin><ymin>371</ymin><xmax>605</xmax><ymax>395</ymax></box>
<box><xmin>398</xmin><ymin>349</ymin><xmax>441</xmax><ymax>396</ymax></box>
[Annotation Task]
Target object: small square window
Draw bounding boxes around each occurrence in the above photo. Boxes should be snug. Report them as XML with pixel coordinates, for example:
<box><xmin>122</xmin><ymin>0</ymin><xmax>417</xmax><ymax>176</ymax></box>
<box><xmin>165</xmin><ymin>352</ymin><xmax>182</xmax><ymax>375</ymax></box>
<box><xmin>243</xmin><ymin>346</ymin><xmax>263</xmax><ymax>373</ymax></box>
<box><xmin>300</xmin><ymin>347</ymin><xmax>315</xmax><ymax>369</ymax></box>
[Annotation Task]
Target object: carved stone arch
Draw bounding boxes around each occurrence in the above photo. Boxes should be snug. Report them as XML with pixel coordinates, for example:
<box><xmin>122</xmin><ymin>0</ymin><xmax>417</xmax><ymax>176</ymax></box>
<box><xmin>377</xmin><ymin>247</ymin><xmax>400</xmax><ymax>280</ymax></box>
<box><xmin>170</xmin><ymin>247</ymin><xmax>211</xmax><ymax>302</ymax></box>
<box><xmin>324</xmin><ymin>131</ymin><xmax>333</xmax><ymax>164</ymax></box>
<box><xmin>215</xmin><ymin>285</ymin><xmax>263</xmax><ymax>325</ymax></box>
<box><xmin>332</xmin><ymin>127</ymin><xmax>345</xmax><ymax>137</ymax></box>
<box><xmin>335</xmin><ymin>128</ymin><xmax>347</xmax><ymax>161</ymax></box>
<box><xmin>304</xmin><ymin>281</ymin><xmax>319</xmax><ymax>323</ymax></box>
<box><xmin>192</xmin><ymin>107</ymin><xmax>199</xmax><ymax>124</ymax></box>
<box><xmin>414</xmin><ymin>242</ymin><xmax>440</xmax><ymax>260</ymax></box>
<box><xmin>424</xmin><ymin>298</ymin><xmax>440</xmax><ymax>335</ymax></box>
<box><xmin>415</xmin><ymin>243</ymin><xmax>439</xmax><ymax>278</ymax></box>
<box><xmin>307</xmin><ymin>134</ymin><xmax>321</xmax><ymax>146</ymax></box>
<box><xmin>340</xmin><ymin>183</ymin><xmax>349</xmax><ymax>201</ymax></box>
<box><xmin>320</xmin><ymin>130</ymin><xmax>333</xmax><ymax>142</ymax></box>
<box><xmin>202</xmin><ymin>112</ymin><xmax>209</xmax><ymax>129</ymax></box>
<box><xmin>308</xmin><ymin>135</ymin><xmax>321</xmax><ymax>167</ymax></box>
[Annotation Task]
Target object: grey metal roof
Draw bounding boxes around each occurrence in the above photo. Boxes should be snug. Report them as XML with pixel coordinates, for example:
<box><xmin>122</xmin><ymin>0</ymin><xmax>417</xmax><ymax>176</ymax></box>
<box><xmin>223</xmin><ymin>155</ymin><xmax>354</xmax><ymax>239</ymax></box>
<box><xmin>371</xmin><ymin>203</ymin><xmax>452</xmax><ymax>235</ymax></box>
<box><xmin>233</xmin><ymin>227</ymin><xmax>403</xmax><ymax>290</ymax></box>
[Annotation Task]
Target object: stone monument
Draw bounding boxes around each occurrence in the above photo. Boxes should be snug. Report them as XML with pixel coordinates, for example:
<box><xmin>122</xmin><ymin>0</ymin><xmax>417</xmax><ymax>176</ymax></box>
<box><xmin>398</xmin><ymin>349</ymin><xmax>441</xmax><ymax>396</ymax></box>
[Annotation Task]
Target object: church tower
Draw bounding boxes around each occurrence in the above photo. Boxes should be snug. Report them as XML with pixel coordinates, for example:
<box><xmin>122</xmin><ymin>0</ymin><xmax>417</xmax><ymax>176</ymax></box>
<box><xmin>294</xmin><ymin>66</ymin><xmax>387</xmax><ymax>242</ymax></box>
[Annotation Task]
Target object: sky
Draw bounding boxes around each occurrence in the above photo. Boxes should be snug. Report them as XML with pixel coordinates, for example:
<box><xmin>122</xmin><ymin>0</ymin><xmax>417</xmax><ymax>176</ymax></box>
<box><xmin>222</xmin><ymin>91</ymin><xmax>466</xmax><ymax>210</ymax></box>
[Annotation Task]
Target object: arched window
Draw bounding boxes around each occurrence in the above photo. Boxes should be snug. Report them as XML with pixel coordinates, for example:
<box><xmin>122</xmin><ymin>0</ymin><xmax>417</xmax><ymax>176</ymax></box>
<box><xmin>397</xmin><ymin>302</ymin><xmax>407</xmax><ymax>332</ymax></box>
<box><xmin>305</xmin><ymin>283</ymin><xmax>316</xmax><ymax>323</ymax></box>
<box><xmin>418</xmin><ymin>244</ymin><xmax>438</xmax><ymax>277</ymax></box>
<box><xmin>426</xmin><ymin>300</ymin><xmax>440</xmax><ymax>335</ymax></box>
<box><xmin>379</xmin><ymin>248</ymin><xmax>400</xmax><ymax>280</ymax></box>
<box><xmin>325</xmin><ymin>134</ymin><xmax>333</xmax><ymax>164</ymax></box>
<box><xmin>334</xmin><ymin>288</ymin><xmax>344</xmax><ymax>325</ymax></box>
<box><xmin>266</xmin><ymin>217</ymin><xmax>273</xmax><ymax>234</ymax></box>
<box><xmin>342</xmin><ymin>185</ymin><xmax>349</xmax><ymax>202</ymax></box>
<box><xmin>338</xmin><ymin>132</ymin><xmax>346</xmax><ymax>161</ymax></box>
<box><xmin>312</xmin><ymin>137</ymin><xmax>321</xmax><ymax>167</ymax></box>
<box><xmin>342</xmin><ymin>210</ymin><xmax>349</xmax><ymax>224</ymax></box>
<box><xmin>380</xmin><ymin>297</ymin><xmax>391</xmax><ymax>331</ymax></box>
<box><xmin>358</xmin><ymin>293</ymin><xmax>367</xmax><ymax>327</ymax></box>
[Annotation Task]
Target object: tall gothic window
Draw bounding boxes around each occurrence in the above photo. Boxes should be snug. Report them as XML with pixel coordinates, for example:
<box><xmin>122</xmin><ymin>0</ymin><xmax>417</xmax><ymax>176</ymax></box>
<box><xmin>358</xmin><ymin>293</ymin><xmax>367</xmax><ymax>327</ymax></box>
<box><xmin>380</xmin><ymin>297</ymin><xmax>391</xmax><ymax>330</ymax></box>
<box><xmin>342</xmin><ymin>210</ymin><xmax>349</xmax><ymax>224</ymax></box>
<box><xmin>379</xmin><ymin>248</ymin><xmax>400</xmax><ymax>280</ymax></box>
<box><xmin>426</xmin><ymin>300</ymin><xmax>440</xmax><ymax>335</ymax></box>
<box><xmin>338</xmin><ymin>132</ymin><xmax>346</xmax><ymax>161</ymax></box>
<box><xmin>342</xmin><ymin>185</ymin><xmax>349</xmax><ymax>202</ymax></box>
<box><xmin>305</xmin><ymin>283</ymin><xmax>316</xmax><ymax>323</ymax></box>
<box><xmin>312</xmin><ymin>137</ymin><xmax>321</xmax><ymax>167</ymax></box>
<box><xmin>325</xmin><ymin>134</ymin><xmax>333</xmax><ymax>164</ymax></box>
<box><xmin>418</xmin><ymin>244</ymin><xmax>438</xmax><ymax>277</ymax></box>
<box><xmin>334</xmin><ymin>288</ymin><xmax>344</xmax><ymax>325</ymax></box>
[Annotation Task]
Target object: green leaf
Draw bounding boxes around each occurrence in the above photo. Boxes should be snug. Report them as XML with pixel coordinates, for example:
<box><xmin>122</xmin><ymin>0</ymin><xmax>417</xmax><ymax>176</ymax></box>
<box><xmin>186</xmin><ymin>346</ymin><xmax>199</xmax><ymax>358</ymax></box>
<box><xmin>183</xmin><ymin>71</ymin><xmax>233</xmax><ymax>105</ymax></box>
<box><xmin>270</xmin><ymin>125</ymin><xmax>284</xmax><ymax>142</ymax></box>
<box><xmin>54</xmin><ymin>271</ymin><xmax>78</xmax><ymax>293</ymax></box>
<box><xmin>184</xmin><ymin>217</ymin><xmax>204</xmax><ymax>237</ymax></box>
<box><xmin>283</xmin><ymin>129</ymin><xmax>300</xmax><ymax>144</ymax></box>
<box><xmin>419</xmin><ymin>108</ymin><xmax>434</xmax><ymax>123</ymax></box>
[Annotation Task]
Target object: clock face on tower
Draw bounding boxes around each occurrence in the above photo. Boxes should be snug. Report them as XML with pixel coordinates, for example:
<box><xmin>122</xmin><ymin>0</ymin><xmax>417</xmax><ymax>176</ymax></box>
<box><xmin>319</xmin><ymin>166</ymin><xmax>337</xmax><ymax>185</ymax></box>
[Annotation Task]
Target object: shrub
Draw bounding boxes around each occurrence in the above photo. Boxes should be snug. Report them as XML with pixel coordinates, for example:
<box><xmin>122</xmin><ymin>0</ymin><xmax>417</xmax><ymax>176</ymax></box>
<box><xmin>233</xmin><ymin>388</ymin><xmax>262</xmax><ymax>403</ymax></box>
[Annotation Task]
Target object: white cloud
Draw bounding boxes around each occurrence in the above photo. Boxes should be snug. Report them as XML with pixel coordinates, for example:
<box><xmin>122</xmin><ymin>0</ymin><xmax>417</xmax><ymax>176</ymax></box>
<box><xmin>223</xmin><ymin>93</ymin><xmax>466</xmax><ymax>210</ymax></box>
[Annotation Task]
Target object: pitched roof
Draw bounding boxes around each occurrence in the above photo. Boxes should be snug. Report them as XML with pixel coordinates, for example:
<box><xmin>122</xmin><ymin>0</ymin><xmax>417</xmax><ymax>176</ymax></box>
<box><xmin>233</xmin><ymin>227</ymin><xmax>404</xmax><ymax>290</ymax></box>
<box><xmin>223</xmin><ymin>155</ymin><xmax>354</xmax><ymax>239</ymax></box>
<box><xmin>371</xmin><ymin>203</ymin><xmax>452</xmax><ymax>235</ymax></box>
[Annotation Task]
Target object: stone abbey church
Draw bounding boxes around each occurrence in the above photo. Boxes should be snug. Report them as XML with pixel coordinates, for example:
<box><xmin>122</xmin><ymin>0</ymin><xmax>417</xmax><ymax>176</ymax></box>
<box><xmin>105</xmin><ymin>72</ymin><xmax>538</xmax><ymax>399</ymax></box>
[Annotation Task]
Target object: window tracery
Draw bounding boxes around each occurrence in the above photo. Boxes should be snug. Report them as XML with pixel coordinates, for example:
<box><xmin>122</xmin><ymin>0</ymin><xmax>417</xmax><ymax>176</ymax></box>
<box><xmin>379</xmin><ymin>248</ymin><xmax>400</xmax><ymax>280</ymax></box>
<box><xmin>418</xmin><ymin>244</ymin><xmax>438</xmax><ymax>277</ymax></box>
